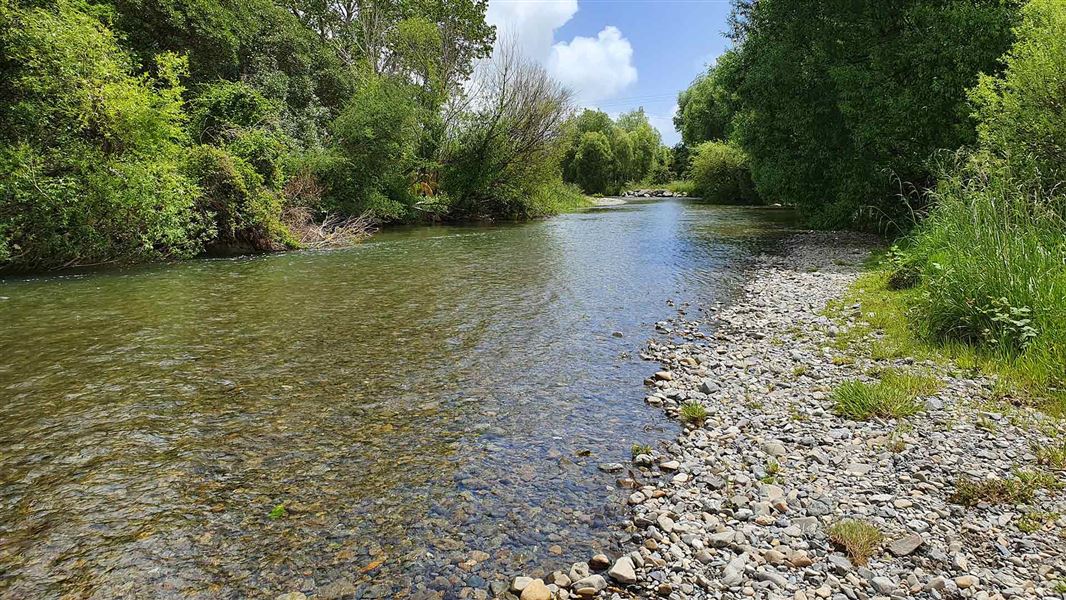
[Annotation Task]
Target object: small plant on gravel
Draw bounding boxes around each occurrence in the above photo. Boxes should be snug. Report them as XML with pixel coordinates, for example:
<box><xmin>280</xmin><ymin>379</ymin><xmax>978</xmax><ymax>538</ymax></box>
<box><xmin>679</xmin><ymin>401</ymin><xmax>708</xmax><ymax>426</ymax></box>
<box><xmin>1036</xmin><ymin>441</ymin><xmax>1066</xmax><ymax>470</ymax></box>
<box><xmin>976</xmin><ymin>414</ymin><xmax>998</xmax><ymax>432</ymax></box>
<box><xmin>631</xmin><ymin>443</ymin><xmax>653</xmax><ymax>458</ymax></box>
<box><xmin>792</xmin><ymin>365</ymin><xmax>809</xmax><ymax>377</ymax></box>
<box><xmin>761</xmin><ymin>459</ymin><xmax>781</xmax><ymax>483</ymax></box>
<box><xmin>879</xmin><ymin>368</ymin><xmax>941</xmax><ymax>396</ymax></box>
<box><xmin>1017</xmin><ymin>510</ymin><xmax>1059</xmax><ymax>533</ymax></box>
<box><xmin>949</xmin><ymin>470</ymin><xmax>1062</xmax><ymax>506</ymax></box>
<box><xmin>831</xmin><ymin>355</ymin><xmax>856</xmax><ymax>366</ymax></box>
<box><xmin>826</xmin><ymin>519</ymin><xmax>883</xmax><ymax>565</ymax></box>
<box><xmin>886</xmin><ymin>422</ymin><xmax>912</xmax><ymax>453</ymax></box>
<box><xmin>832</xmin><ymin>380</ymin><xmax>922</xmax><ymax>420</ymax></box>
<box><xmin>268</xmin><ymin>503</ymin><xmax>287</xmax><ymax>520</ymax></box>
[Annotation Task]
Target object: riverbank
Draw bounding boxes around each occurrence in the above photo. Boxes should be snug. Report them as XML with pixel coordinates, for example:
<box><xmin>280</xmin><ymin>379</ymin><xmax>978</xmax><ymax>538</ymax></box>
<box><xmin>507</xmin><ymin>231</ymin><xmax>1065</xmax><ymax>599</ymax></box>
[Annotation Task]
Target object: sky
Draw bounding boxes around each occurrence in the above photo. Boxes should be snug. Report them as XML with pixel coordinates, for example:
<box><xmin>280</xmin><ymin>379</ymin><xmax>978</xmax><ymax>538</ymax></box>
<box><xmin>485</xmin><ymin>0</ymin><xmax>735</xmax><ymax>146</ymax></box>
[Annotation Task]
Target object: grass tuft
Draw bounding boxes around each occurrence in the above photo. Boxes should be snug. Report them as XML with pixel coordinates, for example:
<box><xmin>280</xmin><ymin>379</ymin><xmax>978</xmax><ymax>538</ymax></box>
<box><xmin>1036</xmin><ymin>440</ymin><xmax>1066</xmax><ymax>470</ymax></box>
<box><xmin>949</xmin><ymin>470</ymin><xmax>1062</xmax><ymax>506</ymax></box>
<box><xmin>679</xmin><ymin>401</ymin><xmax>709</xmax><ymax>426</ymax></box>
<box><xmin>826</xmin><ymin>519</ymin><xmax>883</xmax><ymax>565</ymax></box>
<box><xmin>631</xmin><ymin>443</ymin><xmax>653</xmax><ymax>458</ymax></box>
<box><xmin>832</xmin><ymin>380</ymin><xmax>921</xmax><ymax>420</ymax></box>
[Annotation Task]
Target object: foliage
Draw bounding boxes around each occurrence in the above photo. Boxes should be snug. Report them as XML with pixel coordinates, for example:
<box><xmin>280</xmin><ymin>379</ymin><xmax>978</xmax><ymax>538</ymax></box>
<box><xmin>439</xmin><ymin>46</ymin><xmax>573</xmax><ymax>220</ymax></box>
<box><xmin>826</xmin><ymin>520</ymin><xmax>883</xmax><ymax>565</ymax></box>
<box><xmin>688</xmin><ymin>141</ymin><xmax>758</xmax><ymax>204</ymax></box>
<box><xmin>560</xmin><ymin>108</ymin><xmax>670</xmax><ymax>195</ymax></box>
<box><xmin>679</xmin><ymin>401</ymin><xmax>708</xmax><ymax>426</ymax></box>
<box><xmin>0</xmin><ymin>0</ymin><xmax>204</xmax><ymax>271</ymax></box>
<box><xmin>184</xmin><ymin>145</ymin><xmax>295</xmax><ymax>251</ymax></box>
<box><xmin>950</xmin><ymin>470</ymin><xmax>1062</xmax><ymax>506</ymax></box>
<box><xmin>572</xmin><ymin>132</ymin><xmax>616</xmax><ymax>195</ymax></box>
<box><xmin>832</xmin><ymin>380</ymin><xmax>922</xmax><ymax>420</ymax></box>
<box><xmin>674</xmin><ymin>49</ymin><xmax>741</xmax><ymax>146</ymax></box>
<box><xmin>725</xmin><ymin>0</ymin><xmax>1018</xmax><ymax>228</ymax></box>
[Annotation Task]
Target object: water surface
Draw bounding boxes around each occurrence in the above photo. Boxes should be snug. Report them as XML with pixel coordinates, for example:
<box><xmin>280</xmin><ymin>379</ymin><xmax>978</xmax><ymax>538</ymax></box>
<box><xmin>0</xmin><ymin>200</ymin><xmax>794</xmax><ymax>599</ymax></box>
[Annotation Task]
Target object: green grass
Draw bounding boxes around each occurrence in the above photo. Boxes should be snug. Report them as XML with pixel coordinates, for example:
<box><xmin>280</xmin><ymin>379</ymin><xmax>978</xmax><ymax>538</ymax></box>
<box><xmin>827</xmin><ymin>266</ymin><xmax>1065</xmax><ymax>417</ymax></box>
<box><xmin>1036</xmin><ymin>440</ymin><xmax>1066</xmax><ymax>470</ymax></box>
<box><xmin>678</xmin><ymin>401</ymin><xmax>708</xmax><ymax>426</ymax></box>
<box><xmin>530</xmin><ymin>181</ymin><xmax>596</xmax><ymax>215</ymax></box>
<box><xmin>631</xmin><ymin>443</ymin><xmax>653</xmax><ymax>458</ymax></box>
<box><xmin>1017</xmin><ymin>510</ymin><xmax>1059</xmax><ymax>533</ymax></box>
<box><xmin>879</xmin><ymin>368</ymin><xmax>941</xmax><ymax>396</ymax></box>
<box><xmin>832</xmin><ymin>380</ymin><xmax>922</xmax><ymax>420</ymax></box>
<box><xmin>949</xmin><ymin>470</ymin><xmax>1062</xmax><ymax>506</ymax></box>
<box><xmin>826</xmin><ymin>520</ymin><xmax>883</xmax><ymax>565</ymax></box>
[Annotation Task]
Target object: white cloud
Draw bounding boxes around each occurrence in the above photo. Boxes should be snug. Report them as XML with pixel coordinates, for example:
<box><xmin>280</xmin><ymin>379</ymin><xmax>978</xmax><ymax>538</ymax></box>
<box><xmin>547</xmin><ymin>26</ymin><xmax>638</xmax><ymax>104</ymax></box>
<box><xmin>486</xmin><ymin>0</ymin><xmax>578</xmax><ymax>62</ymax></box>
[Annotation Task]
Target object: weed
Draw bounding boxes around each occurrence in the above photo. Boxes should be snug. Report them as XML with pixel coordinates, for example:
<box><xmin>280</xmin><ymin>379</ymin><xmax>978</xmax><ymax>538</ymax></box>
<box><xmin>268</xmin><ymin>503</ymin><xmax>287</xmax><ymax>520</ymax></box>
<box><xmin>826</xmin><ymin>519</ymin><xmax>883</xmax><ymax>565</ymax></box>
<box><xmin>631</xmin><ymin>443</ymin><xmax>653</xmax><ymax>458</ymax></box>
<box><xmin>1036</xmin><ymin>441</ymin><xmax>1066</xmax><ymax>470</ymax></box>
<box><xmin>976</xmin><ymin>414</ymin><xmax>998</xmax><ymax>432</ymax></box>
<box><xmin>950</xmin><ymin>470</ymin><xmax>1062</xmax><ymax>506</ymax></box>
<box><xmin>1017</xmin><ymin>510</ymin><xmax>1058</xmax><ymax>533</ymax></box>
<box><xmin>679</xmin><ymin>401</ymin><xmax>708</xmax><ymax>426</ymax></box>
<box><xmin>879</xmin><ymin>368</ymin><xmax>941</xmax><ymax>396</ymax></box>
<box><xmin>792</xmin><ymin>365</ymin><xmax>809</xmax><ymax>377</ymax></box>
<box><xmin>832</xmin><ymin>380</ymin><xmax>922</xmax><ymax>420</ymax></box>
<box><xmin>831</xmin><ymin>355</ymin><xmax>856</xmax><ymax>366</ymax></box>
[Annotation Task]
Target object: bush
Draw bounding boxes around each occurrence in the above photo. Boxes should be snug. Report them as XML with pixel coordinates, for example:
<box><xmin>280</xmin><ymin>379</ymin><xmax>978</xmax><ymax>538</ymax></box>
<box><xmin>184</xmin><ymin>145</ymin><xmax>295</xmax><ymax>251</ymax></box>
<box><xmin>826</xmin><ymin>520</ymin><xmax>883</xmax><ymax>565</ymax></box>
<box><xmin>0</xmin><ymin>2</ymin><xmax>203</xmax><ymax>271</ymax></box>
<box><xmin>689</xmin><ymin>141</ymin><xmax>758</xmax><ymax>204</ymax></box>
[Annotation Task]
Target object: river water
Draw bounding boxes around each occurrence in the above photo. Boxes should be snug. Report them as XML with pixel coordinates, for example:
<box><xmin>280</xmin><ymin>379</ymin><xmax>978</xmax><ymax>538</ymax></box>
<box><xmin>0</xmin><ymin>200</ymin><xmax>794</xmax><ymax>599</ymax></box>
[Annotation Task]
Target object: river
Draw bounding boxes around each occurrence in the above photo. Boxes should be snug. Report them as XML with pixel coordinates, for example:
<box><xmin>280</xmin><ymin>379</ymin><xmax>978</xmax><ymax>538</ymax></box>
<box><xmin>0</xmin><ymin>199</ymin><xmax>795</xmax><ymax>599</ymax></box>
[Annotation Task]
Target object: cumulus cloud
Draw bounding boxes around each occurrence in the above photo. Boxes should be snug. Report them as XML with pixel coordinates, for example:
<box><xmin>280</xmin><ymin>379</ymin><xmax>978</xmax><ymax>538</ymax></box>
<box><xmin>547</xmin><ymin>26</ymin><xmax>638</xmax><ymax>104</ymax></box>
<box><xmin>486</xmin><ymin>0</ymin><xmax>578</xmax><ymax>62</ymax></box>
<box><xmin>648</xmin><ymin>104</ymin><xmax>681</xmax><ymax>146</ymax></box>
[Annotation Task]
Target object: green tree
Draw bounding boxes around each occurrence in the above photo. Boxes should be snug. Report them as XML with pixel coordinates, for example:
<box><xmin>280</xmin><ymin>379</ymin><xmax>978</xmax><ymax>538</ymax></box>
<box><xmin>572</xmin><ymin>132</ymin><xmax>615</xmax><ymax>195</ymax></box>
<box><xmin>729</xmin><ymin>0</ymin><xmax>1018</xmax><ymax>228</ymax></box>
<box><xmin>689</xmin><ymin>141</ymin><xmax>758</xmax><ymax>204</ymax></box>
<box><xmin>0</xmin><ymin>0</ymin><xmax>205</xmax><ymax>270</ymax></box>
<box><xmin>674</xmin><ymin>49</ymin><xmax>741</xmax><ymax>146</ymax></box>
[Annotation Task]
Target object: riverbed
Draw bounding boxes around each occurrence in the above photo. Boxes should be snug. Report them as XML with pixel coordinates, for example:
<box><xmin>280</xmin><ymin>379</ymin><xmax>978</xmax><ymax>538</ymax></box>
<box><xmin>0</xmin><ymin>200</ymin><xmax>795</xmax><ymax>599</ymax></box>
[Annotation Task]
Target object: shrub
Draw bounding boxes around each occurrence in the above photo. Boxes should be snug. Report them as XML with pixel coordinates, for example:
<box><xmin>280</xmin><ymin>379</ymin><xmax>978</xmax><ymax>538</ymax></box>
<box><xmin>689</xmin><ymin>141</ymin><xmax>758</xmax><ymax>204</ymax></box>
<box><xmin>832</xmin><ymin>380</ymin><xmax>921</xmax><ymax>420</ymax></box>
<box><xmin>185</xmin><ymin>145</ymin><xmax>295</xmax><ymax>251</ymax></box>
<box><xmin>0</xmin><ymin>3</ymin><xmax>203</xmax><ymax>271</ymax></box>
<box><xmin>826</xmin><ymin>520</ymin><xmax>883</xmax><ymax>565</ymax></box>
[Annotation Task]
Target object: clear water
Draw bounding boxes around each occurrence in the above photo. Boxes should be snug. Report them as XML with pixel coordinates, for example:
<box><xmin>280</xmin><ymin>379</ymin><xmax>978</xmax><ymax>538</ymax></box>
<box><xmin>0</xmin><ymin>200</ymin><xmax>795</xmax><ymax>599</ymax></box>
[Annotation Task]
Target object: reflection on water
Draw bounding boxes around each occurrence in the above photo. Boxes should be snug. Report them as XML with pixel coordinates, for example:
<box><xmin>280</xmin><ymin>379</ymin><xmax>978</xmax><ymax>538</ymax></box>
<box><xmin>0</xmin><ymin>200</ymin><xmax>795</xmax><ymax>599</ymax></box>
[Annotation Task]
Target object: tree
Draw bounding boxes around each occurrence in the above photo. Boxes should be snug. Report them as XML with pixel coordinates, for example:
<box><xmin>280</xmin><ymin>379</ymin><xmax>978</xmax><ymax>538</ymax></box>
<box><xmin>729</xmin><ymin>0</ymin><xmax>1019</xmax><ymax>228</ymax></box>
<box><xmin>572</xmin><ymin>132</ymin><xmax>615</xmax><ymax>195</ymax></box>
<box><xmin>674</xmin><ymin>49</ymin><xmax>741</xmax><ymax>145</ymax></box>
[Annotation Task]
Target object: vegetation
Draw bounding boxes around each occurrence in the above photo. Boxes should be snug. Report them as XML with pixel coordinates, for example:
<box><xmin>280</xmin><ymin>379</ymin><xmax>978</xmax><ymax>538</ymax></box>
<box><xmin>559</xmin><ymin>108</ymin><xmax>673</xmax><ymax>196</ymax></box>
<box><xmin>950</xmin><ymin>471</ymin><xmax>1062</xmax><ymax>506</ymax></box>
<box><xmin>826</xmin><ymin>520</ymin><xmax>883</xmax><ymax>565</ymax></box>
<box><xmin>679</xmin><ymin>401</ymin><xmax>709</xmax><ymax>426</ymax></box>
<box><xmin>631</xmin><ymin>443</ymin><xmax>654</xmax><ymax>458</ymax></box>
<box><xmin>688</xmin><ymin>141</ymin><xmax>757</xmax><ymax>204</ymax></box>
<box><xmin>0</xmin><ymin>0</ymin><xmax>617</xmax><ymax>272</ymax></box>
<box><xmin>832</xmin><ymin>380</ymin><xmax>923</xmax><ymax>421</ymax></box>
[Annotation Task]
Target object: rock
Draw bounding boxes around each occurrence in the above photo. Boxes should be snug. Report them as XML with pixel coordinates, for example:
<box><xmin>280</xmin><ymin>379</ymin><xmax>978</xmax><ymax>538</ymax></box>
<box><xmin>571</xmin><ymin>575</ymin><xmax>607</xmax><ymax>593</ymax></box>
<box><xmin>588</xmin><ymin>554</ymin><xmax>611</xmax><ymax>571</ymax></box>
<box><xmin>608</xmin><ymin>556</ymin><xmax>637</xmax><ymax>584</ymax></box>
<box><xmin>956</xmin><ymin>575</ymin><xmax>980</xmax><ymax>589</ymax></box>
<box><xmin>519</xmin><ymin>579</ymin><xmax>550</xmax><ymax>600</ymax></box>
<box><xmin>654</xmin><ymin>371</ymin><xmax>673</xmax><ymax>381</ymax></box>
<box><xmin>700</xmin><ymin>379</ymin><xmax>720</xmax><ymax>394</ymax></box>
<box><xmin>275</xmin><ymin>594</ymin><xmax>307</xmax><ymax>600</ymax></box>
<box><xmin>871</xmin><ymin>576</ymin><xmax>897</xmax><ymax>594</ymax></box>
<box><xmin>569</xmin><ymin>563</ymin><xmax>590</xmax><ymax>582</ymax></box>
<box><xmin>510</xmin><ymin>577</ymin><xmax>533</xmax><ymax>593</ymax></box>
<box><xmin>598</xmin><ymin>463</ymin><xmax>624</xmax><ymax>473</ymax></box>
<box><xmin>887</xmin><ymin>533</ymin><xmax>925</xmax><ymax>557</ymax></box>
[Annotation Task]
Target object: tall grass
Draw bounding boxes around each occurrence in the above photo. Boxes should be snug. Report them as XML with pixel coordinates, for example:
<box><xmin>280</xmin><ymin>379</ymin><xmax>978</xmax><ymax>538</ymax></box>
<box><xmin>908</xmin><ymin>154</ymin><xmax>1065</xmax><ymax>408</ymax></box>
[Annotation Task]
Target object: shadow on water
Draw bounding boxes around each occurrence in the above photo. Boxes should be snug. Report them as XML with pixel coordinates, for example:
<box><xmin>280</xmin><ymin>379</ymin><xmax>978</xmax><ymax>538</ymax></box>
<box><xmin>0</xmin><ymin>200</ymin><xmax>798</xmax><ymax>599</ymax></box>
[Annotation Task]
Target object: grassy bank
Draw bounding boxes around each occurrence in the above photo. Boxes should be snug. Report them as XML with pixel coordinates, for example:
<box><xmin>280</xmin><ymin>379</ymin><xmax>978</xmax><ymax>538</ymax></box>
<box><xmin>827</xmin><ymin>258</ymin><xmax>1064</xmax><ymax>418</ymax></box>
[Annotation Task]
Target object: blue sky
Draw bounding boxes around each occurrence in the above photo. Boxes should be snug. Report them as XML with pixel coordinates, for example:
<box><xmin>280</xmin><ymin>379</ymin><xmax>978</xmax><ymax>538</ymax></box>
<box><xmin>485</xmin><ymin>0</ymin><xmax>735</xmax><ymax>145</ymax></box>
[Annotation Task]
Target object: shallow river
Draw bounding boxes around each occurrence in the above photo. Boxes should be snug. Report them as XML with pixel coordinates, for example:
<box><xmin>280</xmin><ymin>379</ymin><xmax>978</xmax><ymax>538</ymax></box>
<box><xmin>0</xmin><ymin>200</ymin><xmax>794</xmax><ymax>599</ymax></box>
